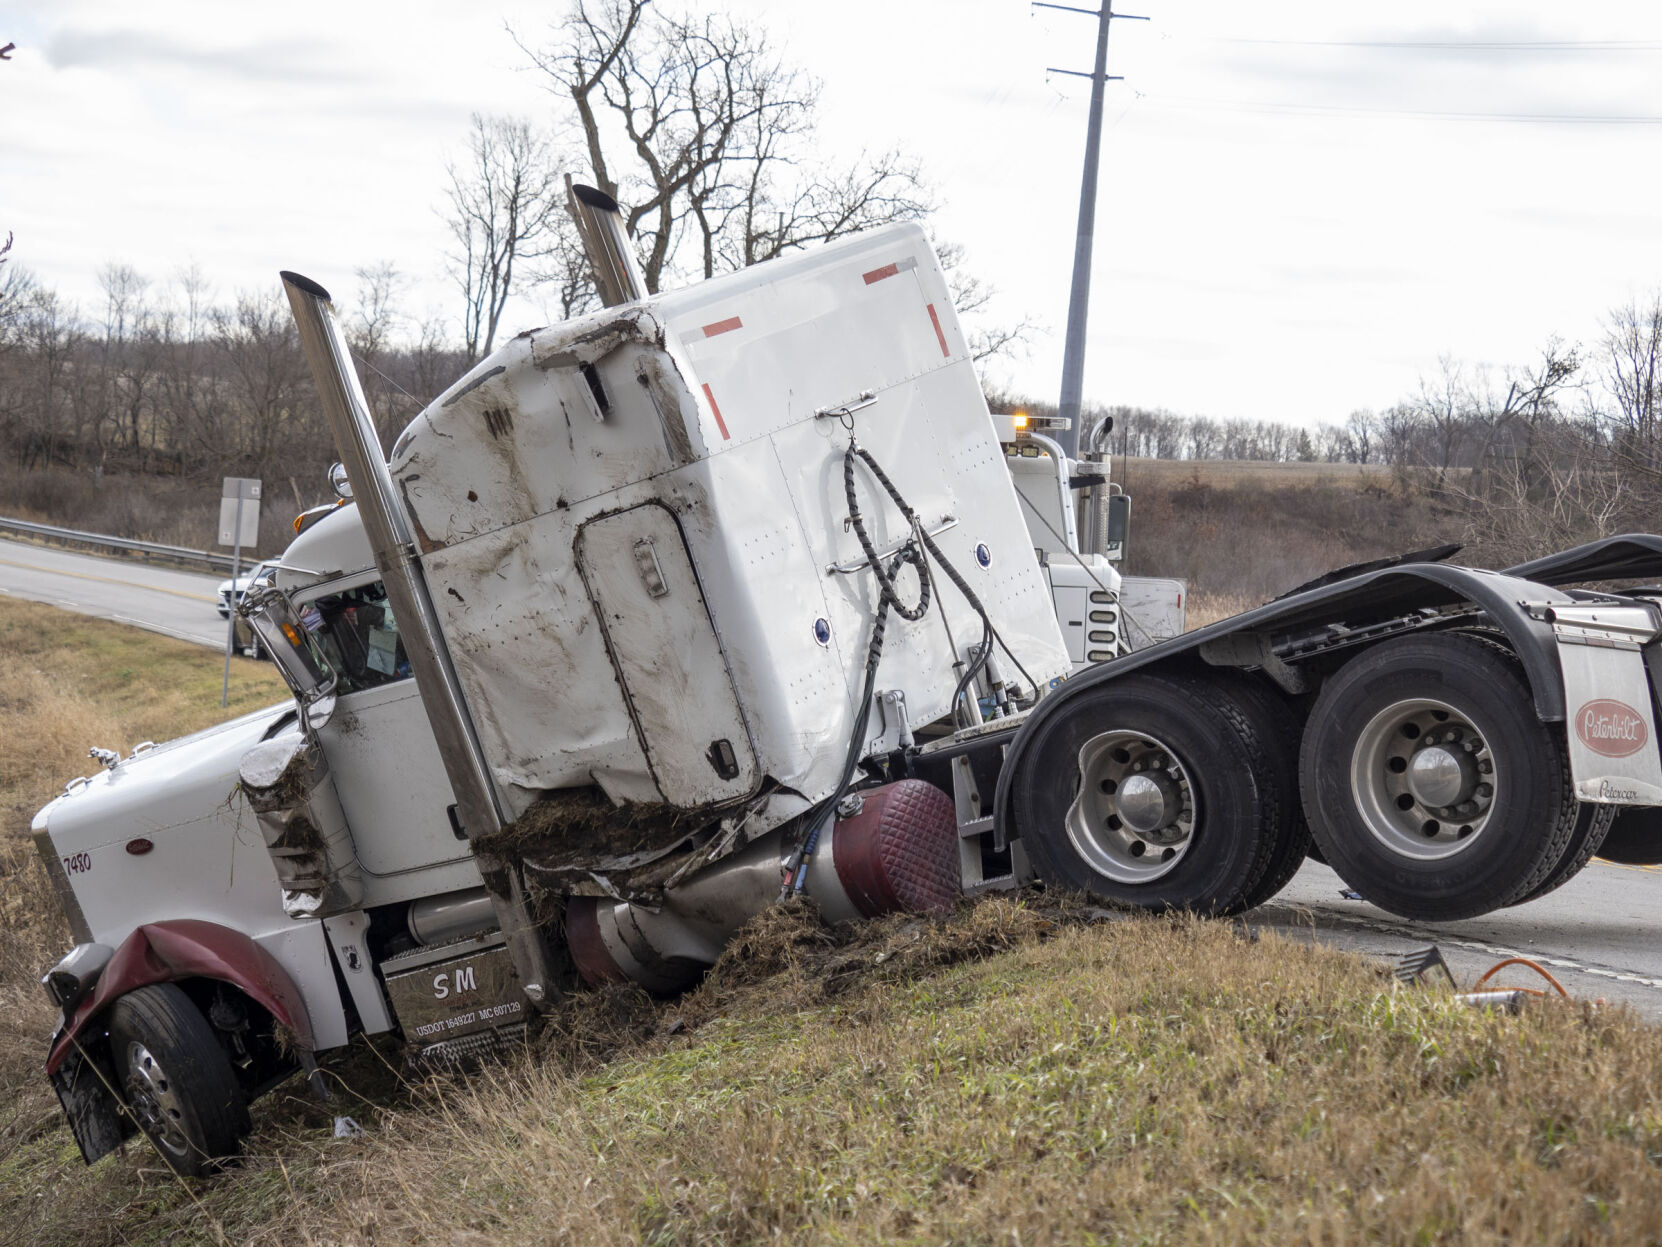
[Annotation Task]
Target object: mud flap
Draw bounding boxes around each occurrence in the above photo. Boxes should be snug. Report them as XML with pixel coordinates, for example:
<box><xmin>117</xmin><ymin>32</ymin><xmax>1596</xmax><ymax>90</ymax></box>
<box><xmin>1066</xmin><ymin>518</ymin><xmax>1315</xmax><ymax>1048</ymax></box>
<box><xmin>1553</xmin><ymin>610</ymin><xmax>1662</xmax><ymax>803</ymax></box>
<box><xmin>50</xmin><ymin>1041</ymin><xmax>131</xmax><ymax>1165</ymax></box>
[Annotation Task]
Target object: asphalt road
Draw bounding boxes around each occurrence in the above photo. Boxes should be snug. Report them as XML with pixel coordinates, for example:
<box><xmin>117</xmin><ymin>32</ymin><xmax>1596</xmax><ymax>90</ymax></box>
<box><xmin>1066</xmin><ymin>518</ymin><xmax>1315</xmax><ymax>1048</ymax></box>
<box><xmin>1260</xmin><ymin>857</ymin><xmax>1662</xmax><ymax>1020</ymax></box>
<box><xmin>2</xmin><ymin>536</ymin><xmax>1657</xmax><ymax>1017</ymax></box>
<box><xmin>0</xmin><ymin>536</ymin><xmax>229</xmax><ymax>648</ymax></box>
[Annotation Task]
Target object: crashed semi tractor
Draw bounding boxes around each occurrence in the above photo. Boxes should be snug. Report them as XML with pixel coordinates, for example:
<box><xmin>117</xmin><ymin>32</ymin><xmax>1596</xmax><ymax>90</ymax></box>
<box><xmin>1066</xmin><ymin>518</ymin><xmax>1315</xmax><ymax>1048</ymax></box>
<box><xmin>32</xmin><ymin>184</ymin><xmax>1662</xmax><ymax>1175</ymax></box>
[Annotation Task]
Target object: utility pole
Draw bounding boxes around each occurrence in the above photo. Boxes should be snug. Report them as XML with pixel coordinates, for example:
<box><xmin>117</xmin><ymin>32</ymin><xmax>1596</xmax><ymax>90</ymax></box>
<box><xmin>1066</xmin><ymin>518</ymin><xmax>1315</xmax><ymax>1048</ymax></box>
<box><xmin>1038</xmin><ymin>1</ymin><xmax>1147</xmax><ymax>458</ymax></box>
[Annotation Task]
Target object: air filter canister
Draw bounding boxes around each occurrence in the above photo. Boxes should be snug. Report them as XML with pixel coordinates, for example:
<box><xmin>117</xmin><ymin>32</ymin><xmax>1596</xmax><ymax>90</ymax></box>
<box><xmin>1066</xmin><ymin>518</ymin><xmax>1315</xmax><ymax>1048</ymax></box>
<box><xmin>831</xmin><ymin>778</ymin><xmax>960</xmax><ymax>917</ymax></box>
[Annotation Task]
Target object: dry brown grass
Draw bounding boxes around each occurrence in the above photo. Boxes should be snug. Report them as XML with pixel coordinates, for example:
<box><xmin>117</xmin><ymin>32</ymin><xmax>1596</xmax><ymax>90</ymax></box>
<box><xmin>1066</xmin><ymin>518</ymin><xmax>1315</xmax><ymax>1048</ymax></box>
<box><xmin>1120</xmin><ymin>458</ymin><xmax>1462</xmax><ymax>606</ymax></box>
<box><xmin>67</xmin><ymin>900</ymin><xmax>1646</xmax><ymax>1247</ymax></box>
<box><xmin>0</xmin><ymin>597</ymin><xmax>288</xmax><ymax>834</ymax></box>
<box><xmin>0</xmin><ymin>596</ymin><xmax>289</xmax><ymax>1222</ymax></box>
<box><xmin>10</xmin><ymin>896</ymin><xmax>1662</xmax><ymax>1246</ymax></box>
<box><xmin>1185</xmin><ymin>592</ymin><xmax>1258</xmax><ymax>631</ymax></box>
<box><xmin>1114</xmin><ymin>456</ymin><xmax>1391</xmax><ymax>488</ymax></box>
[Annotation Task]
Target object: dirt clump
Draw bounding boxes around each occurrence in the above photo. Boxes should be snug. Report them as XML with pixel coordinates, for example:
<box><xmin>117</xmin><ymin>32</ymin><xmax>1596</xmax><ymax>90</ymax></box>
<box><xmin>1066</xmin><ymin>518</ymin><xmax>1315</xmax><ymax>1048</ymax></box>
<box><xmin>685</xmin><ymin>889</ymin><xmax>1110</xmax><ymax>1023</ymax></box>
<box><xmin>476</xmin><ymin>786</ymin><xmax>699</xmax><ymax>865</ymax></box>
<box><xmin>536</xmin><ymin>981</ymin><xmax>664</xmax><ymax>1072</ymax></box>
<box><xmin>528</xmin><ymin>890</ymin><xmax>1101</xmax><ymax>1072</ymax></box>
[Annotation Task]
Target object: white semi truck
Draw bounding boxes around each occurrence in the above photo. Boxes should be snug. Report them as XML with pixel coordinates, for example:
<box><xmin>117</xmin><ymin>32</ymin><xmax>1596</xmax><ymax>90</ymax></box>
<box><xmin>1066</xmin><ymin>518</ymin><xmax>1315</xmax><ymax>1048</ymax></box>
<box><xmin>31</xmin><ymin>186</ymin><xmax>1662</xmax><ymax>1176</ymax></box>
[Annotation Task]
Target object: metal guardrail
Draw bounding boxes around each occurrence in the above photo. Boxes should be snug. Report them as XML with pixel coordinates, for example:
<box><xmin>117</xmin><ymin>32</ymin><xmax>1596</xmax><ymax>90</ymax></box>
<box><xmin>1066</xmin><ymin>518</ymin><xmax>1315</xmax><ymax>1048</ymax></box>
<box><xmin>0</xmin><ymin>516</ymin><xmax>239</xmax><ymax>574</ymax></box>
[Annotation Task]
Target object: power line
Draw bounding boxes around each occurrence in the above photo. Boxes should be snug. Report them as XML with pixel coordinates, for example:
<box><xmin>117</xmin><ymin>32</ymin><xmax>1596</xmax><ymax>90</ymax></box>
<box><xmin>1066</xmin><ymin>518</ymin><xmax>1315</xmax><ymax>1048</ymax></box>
<box><xmin>1149</xmin><ymin>94</ymin><xmax>1662</xmax><ymax>125</ymax></box>
<box><xmin>1205</xmin><ymin>37</ymin><xmax>1662</xmax><ymax>52</ymax></box>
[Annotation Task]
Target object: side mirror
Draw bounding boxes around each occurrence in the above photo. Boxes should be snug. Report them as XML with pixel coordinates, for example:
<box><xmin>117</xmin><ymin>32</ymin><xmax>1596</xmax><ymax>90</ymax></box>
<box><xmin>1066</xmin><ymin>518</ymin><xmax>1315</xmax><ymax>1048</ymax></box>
<box><xmin>241</xmin><ymin>585</ymin><xmax>340</xmax><ymax>728</ymax></box>
<box><xmin>1106</xmin><ymin>493</ymin><xmax>1131</xmax><ymax>563</ymax></box>
<box><xmin>300</xmin><ymin>688</ymin><xmax>338</xmax><ymax>732</ymax></box>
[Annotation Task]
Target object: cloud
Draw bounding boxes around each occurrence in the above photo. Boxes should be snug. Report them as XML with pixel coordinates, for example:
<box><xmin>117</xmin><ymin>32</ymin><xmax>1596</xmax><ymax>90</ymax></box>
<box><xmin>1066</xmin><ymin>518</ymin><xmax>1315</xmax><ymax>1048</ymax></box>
<box><xmin>45</xmin><ymin>26</ymin><xmax>365</xmax><ymax>87</ymax></box>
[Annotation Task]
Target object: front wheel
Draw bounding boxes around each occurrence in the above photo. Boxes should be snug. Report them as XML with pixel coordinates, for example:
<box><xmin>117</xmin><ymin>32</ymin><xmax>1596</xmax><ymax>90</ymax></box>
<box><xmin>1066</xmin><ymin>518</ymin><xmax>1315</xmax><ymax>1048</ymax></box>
<box><xmin>109</xmin><ymin>984</ymin><xmax>251</xmax><ymax>1176</ymax></box>
<box><xmin>1299</xmin><ymin>634</ymin><xmax>1577</xmax><ymax>921</ymax></box>
<box><xmin>1006</xmin><ymin>672</ymin><xmax>1277</xmax><ymax>915</ymax></box>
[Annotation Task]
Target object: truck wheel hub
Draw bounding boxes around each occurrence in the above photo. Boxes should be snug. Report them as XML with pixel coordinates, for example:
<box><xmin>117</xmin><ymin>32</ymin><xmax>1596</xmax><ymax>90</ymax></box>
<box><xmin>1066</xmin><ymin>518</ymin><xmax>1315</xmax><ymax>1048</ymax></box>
<box><xmin>1351</xmin><ymin>697</ymin><xmax>1497</xmax><ymax>861</ymax></box>
<box><xmin>1066</xmin><ymin>730</ymin><xmax>1198</xmax><ymax>884</ymax></box>
<box><xmin>1406</xmin><ymin>745</ymin><xmax>1476</xmax><ymax>809</ymax></box>
<box><xmin>1117</xmin><ymin>771</ymin><xmax>1178</xmax><ymax>835</ymax></box>
<box><xmin>123</xmin><ymin>1041</ymin><xmax>191</xmax><ymax>1157</ymax></box>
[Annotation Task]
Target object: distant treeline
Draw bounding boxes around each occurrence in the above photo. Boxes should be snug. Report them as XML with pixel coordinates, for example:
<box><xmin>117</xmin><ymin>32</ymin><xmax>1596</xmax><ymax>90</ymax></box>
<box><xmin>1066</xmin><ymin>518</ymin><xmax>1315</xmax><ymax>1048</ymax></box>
<box><xmin>991</xmin><ymin>294</ymin><xmax>1662</xmax><ymax>565</ymax></box>
<box><xmin>2</xmin><ymin>241</ymin><xmax>1659</xmax><ymax>568</ymax></box>
<box><xmin>0</xmin><ymin>260</ymin><xmax>458</xmax><ymax>487</ymax></box>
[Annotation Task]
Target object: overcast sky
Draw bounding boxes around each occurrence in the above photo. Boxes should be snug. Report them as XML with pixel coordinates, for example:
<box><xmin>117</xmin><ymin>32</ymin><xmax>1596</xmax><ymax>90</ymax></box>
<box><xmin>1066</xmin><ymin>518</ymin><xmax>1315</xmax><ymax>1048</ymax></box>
<box><xmin>4</xmin><ymin>0</ymin><xmax>1661</xmax><ymax>426</ymax></box>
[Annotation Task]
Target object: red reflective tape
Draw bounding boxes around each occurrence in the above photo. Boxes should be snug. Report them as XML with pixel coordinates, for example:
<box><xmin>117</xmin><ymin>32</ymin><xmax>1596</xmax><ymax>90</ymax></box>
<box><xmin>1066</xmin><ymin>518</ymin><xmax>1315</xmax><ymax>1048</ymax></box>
<box><xmin>926</xmin><ymin>303</ymin><xmax>949</xmax><ymax>357</ymax></box>
<box><xmin>863</xmin><ymin>262</ymin><xmax>900</xmax><ymax>285</ymax></box>
<box><xmin>702</xmin><ymin>316</ymin><xmax>743</xmax><ymax>337</ymax></box>
<box><xmin>702</xmin><ymin>383</ymin><xmax>731</xmax><ymax>440</ymax></box>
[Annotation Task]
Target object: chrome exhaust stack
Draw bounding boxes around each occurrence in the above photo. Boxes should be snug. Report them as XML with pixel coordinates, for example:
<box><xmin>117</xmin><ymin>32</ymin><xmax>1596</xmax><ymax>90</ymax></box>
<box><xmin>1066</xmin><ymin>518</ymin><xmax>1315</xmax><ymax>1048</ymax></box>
<box><xmin>565</xmin><ymin>179</ymin><xmax>649</xmax><ymax>307</ymax></box>
<box><xmin>279</xmin><ymin>271</ymin><xmax>557</xmax><ymax>1006</ymax></box>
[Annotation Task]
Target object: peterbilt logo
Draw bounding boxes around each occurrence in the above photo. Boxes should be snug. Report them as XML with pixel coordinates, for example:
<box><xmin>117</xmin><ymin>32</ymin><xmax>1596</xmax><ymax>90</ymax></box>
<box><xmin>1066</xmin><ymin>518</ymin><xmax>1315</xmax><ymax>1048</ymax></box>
<box><xmin>1575</xmin><ymin>700</ymin><xmax>1649</xmax><ymax>758</ymax></box>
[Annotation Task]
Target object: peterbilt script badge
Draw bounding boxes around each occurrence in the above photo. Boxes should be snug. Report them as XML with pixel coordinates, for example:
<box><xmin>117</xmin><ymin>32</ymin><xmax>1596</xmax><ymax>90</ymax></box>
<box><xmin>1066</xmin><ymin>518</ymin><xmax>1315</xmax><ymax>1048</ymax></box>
<box><xmin>1574</xmin><ymin>699</ymin><xmax>1649</xmax><ymax>758</ymax></box>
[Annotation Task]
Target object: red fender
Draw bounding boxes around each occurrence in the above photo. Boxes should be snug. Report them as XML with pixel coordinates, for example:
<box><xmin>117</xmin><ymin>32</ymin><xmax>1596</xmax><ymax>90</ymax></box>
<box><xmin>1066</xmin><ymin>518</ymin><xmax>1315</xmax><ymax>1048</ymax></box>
<box><xmin>46</xmin><ymin>919</ymin><xmax>313</xmax><ymax>1075</ymax></box>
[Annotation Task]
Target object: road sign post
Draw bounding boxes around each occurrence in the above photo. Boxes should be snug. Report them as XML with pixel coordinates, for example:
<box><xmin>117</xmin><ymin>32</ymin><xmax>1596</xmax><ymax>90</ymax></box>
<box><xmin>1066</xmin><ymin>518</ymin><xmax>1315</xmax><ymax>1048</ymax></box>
<box><xmin>219</xmin><ymin>478</ymin><xmax>262</xmax><ymax>707</ymax></box>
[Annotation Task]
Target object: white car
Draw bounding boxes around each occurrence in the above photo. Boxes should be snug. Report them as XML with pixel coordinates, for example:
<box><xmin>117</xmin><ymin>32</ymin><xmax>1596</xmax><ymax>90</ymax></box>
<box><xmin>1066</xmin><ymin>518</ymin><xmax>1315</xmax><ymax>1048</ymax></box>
<box><xmin>216</xmin><ymin>560</ymin><xmax>277</xmax><ymax>619</ymax></box>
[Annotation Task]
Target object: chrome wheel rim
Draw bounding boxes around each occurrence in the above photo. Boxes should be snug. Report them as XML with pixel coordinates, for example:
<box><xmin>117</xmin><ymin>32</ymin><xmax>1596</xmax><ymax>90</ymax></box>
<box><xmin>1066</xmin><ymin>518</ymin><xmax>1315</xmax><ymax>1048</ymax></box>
<box><xmin>1066</xmin><ymin>730</ymin><xmax>1198</xmax><ymax>884</ymax></box>
<box><xmin>123</xmin><ymin>1041</ymin><xmax>192</xmax><ymax>1159</ymax></box>
<box><xmin>1349</xmin><ymin>697</ymin><xmax>1496</xmax><ymax>861</ymax></box>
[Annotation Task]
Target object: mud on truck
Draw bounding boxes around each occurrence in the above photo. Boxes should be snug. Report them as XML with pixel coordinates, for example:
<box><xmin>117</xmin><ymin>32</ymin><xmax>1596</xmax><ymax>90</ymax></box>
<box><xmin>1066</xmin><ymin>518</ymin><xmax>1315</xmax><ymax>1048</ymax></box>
<box><xmin>31</xmin><ymin>185</ymin><xmax>1662</xmax><ymax>1175</ymax></box>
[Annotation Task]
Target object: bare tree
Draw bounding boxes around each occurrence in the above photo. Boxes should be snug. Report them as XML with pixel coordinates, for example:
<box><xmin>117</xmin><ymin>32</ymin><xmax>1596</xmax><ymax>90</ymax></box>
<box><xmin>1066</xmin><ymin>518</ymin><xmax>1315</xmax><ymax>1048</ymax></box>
<box><xmin>1454</xmin><ymin>417</ymin><xmax>1621</xmax><ymax>566</ymax></box>
<box><xmin>349</xmin><ymin>262</ymin><xmax>408</xmax><ymax>363</ymax></box>
<box><xmin>516</xmin><ymin>0</ymin><xmax>930</xmax><ymax>295</ymax></box>
<box><xmin>443</xmin><ymin>114</ymin><xmax>565</xmax><ymax>362</ymax></box>
<box><xmin>1186</xmin><ymin>416</ymin><xmax>1221</xmax><ymax>460</ymax></box>
<box><xmin>937</xmin><ymin>241</ymin><xmax>1036</xmax><ymax>365</ymax></box>
<box><xmin>1410</xmin><ymin>355</ymin><xmax>1473</xmax><ymax>489</ymax></box>
<box><xmin>0</xmin><ymin>231</ymin><xmax>33</xmax><ymax>347</ymax></box>
<box><xmin>211</xmin><ymin>292</ymin><xmax>312</xmax><ymax>473</ymax></box>
<box><xmin>348</xmin><ymin>261</ymin><xmax>417</xmax><ymax>441</ymax></box>
<box><xmin>93</xmin><ymin>263</ymin><xmax>166</xmax><ymax>471</ymax></box>
<box><xmin>1344</xmin><ymin>410</ymin><xmax>1376</xmax><ymax>464</ymax></box>
<box><xmin>1598</xmin><ymin>293</ymin><xmax>1662</xmax><ymax>469</ymax></box>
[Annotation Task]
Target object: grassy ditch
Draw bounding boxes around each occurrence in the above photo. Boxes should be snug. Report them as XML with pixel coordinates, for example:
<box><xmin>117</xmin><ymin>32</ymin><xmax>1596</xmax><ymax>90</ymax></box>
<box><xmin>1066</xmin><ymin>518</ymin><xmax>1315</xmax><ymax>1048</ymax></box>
<box><xmin>2</xmin><ymin>601</ymin><xmax>1661</xmax><ymax>1245</ymax></box>
<box><xmin>0</xmin><ymin>597</ymin><xmax>289</xmax><ymax>833</ymax></box>
<box><xmin>5</xmin><ymin>901</ymin><xmax>1660</xmax><ymax>1246</ymax></box>
<box><xmin>0</xmin><ymin>596</ymin><xmax>289</xmax><ymax>1246</ymax></box>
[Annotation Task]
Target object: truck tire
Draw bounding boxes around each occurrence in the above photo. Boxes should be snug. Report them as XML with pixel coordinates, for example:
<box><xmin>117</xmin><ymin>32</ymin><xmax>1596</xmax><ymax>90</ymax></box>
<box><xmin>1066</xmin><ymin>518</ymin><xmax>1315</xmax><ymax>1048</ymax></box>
<box><xmin>1299</xmin><ymin>634</ymin><xmax>1577</xmax><ymax>921</ymax></box>
<box><xmin>1511</xmin><ymin>802</ymin><xmax>1616</xmax><ymax>905</ymax></box>
<box><xmin>1210</xmin><ymin>672</ymin><xmax>1313</xmax><ymax>910</ymax></box>
<box><xmin>1597</xmin><ymin>806</ymin><xmax>1662</xmax><ymax>865</ymax></box>
<box><xmin>1006</xmin><ymin>672</ymin><xmax>1275</xmax><ymax>915</ymax></box>
<box><xmin>108</xmin><ymin>983</ymin><xmax>251</xmax><ymax>1177</ymax></box>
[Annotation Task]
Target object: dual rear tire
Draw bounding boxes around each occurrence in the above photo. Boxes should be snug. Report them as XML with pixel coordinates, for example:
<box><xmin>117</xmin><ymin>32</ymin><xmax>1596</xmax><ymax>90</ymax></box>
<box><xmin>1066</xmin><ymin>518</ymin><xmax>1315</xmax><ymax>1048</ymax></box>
<box><xmin>1009</xmin><ymin>633</ymin><xmax>1605</xmax><ymax>921</ymax></box>
<box><xmin>1298</xmin><ymin>634</ymin><xmax>1582</xmax><ymax>920</ymax></box>
<box><xmin>1005</xmin><ymin>670</ymin><xmax>1303</xmax><ymax>916</ymax></box>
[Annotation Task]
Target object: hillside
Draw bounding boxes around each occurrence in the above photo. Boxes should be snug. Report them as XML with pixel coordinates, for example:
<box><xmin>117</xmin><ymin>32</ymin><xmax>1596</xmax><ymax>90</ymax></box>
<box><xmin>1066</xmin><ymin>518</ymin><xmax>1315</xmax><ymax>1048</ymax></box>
<box><xmin>3</xmin><ymin>601</ymin><xmax>1660</xmax><ymax>1245</ymax></box>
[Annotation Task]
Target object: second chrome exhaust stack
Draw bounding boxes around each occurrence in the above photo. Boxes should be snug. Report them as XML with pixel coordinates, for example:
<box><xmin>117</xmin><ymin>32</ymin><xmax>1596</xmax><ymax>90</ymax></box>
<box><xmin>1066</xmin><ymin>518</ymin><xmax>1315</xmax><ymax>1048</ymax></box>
<box><xmin>280</xmin><ymin>270</ymin><xmax>558</xmax><ymax>1007</ymax></box>
<box><xmin>565</xmin><ymin>179</ymin><xmax>648</xmax><ymax>307</ymax></box>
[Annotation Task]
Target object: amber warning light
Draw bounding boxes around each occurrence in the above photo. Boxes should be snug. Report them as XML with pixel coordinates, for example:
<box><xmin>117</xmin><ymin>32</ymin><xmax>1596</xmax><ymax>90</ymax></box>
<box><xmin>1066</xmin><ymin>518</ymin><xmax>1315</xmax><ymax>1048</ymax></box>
<box><xmin>1009</xmin><ymin>411</ymin><xmax>1070</xmax><ymax>434</ymax></box>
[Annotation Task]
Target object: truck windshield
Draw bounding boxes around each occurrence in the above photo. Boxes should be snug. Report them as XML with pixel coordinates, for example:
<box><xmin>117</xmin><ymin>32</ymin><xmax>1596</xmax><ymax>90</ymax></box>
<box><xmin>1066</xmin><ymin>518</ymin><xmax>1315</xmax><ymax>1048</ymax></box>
<box><xmin>298</xmin><ymin>581</ymin><xmax>411</xmax><ymax>696</ymax></box>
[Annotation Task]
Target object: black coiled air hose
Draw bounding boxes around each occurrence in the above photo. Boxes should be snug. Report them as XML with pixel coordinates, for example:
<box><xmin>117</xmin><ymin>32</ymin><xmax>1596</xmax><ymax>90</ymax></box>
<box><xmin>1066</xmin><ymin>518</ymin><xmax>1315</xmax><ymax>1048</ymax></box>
<box><xmin>781</xmin><ymin>438</ymin><xmax>1037</xmax><ymax>897</ymax></box>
